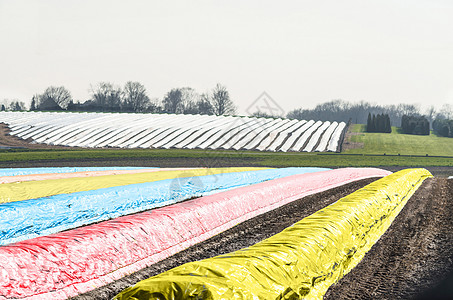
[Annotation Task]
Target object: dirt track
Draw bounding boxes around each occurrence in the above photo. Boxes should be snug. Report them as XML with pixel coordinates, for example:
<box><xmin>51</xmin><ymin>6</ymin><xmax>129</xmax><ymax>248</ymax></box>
<box><xmin>75</xmin><ymin>178</ymin><xmax>453</xmax><ymax>300</ymax></box>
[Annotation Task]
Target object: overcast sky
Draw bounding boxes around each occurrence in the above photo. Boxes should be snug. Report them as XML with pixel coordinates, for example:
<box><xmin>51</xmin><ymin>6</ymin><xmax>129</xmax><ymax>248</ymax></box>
<box><xmin>0</xmin><ymin>0</ymin><xmax>452</xmax><ymax>114</ymax></box>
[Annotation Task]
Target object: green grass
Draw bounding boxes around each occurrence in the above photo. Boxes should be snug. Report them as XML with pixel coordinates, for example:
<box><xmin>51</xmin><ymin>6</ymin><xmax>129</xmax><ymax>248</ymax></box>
<box><xmin>0</xmin><ymin>147</ymin><xmax>452</xmax><ymax>167</ymax></box>
<box><xmin>345</xmin><ymin>124</ymin><xmax>453</xmax><ymax>156</ymax></box>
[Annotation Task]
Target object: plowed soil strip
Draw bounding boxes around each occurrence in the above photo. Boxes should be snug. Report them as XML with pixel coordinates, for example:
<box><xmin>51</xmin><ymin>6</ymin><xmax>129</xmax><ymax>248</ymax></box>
<box><xmin>325</xmin><ymin>178</ymin><xmax>453</xmax><ymax>300</ymax></box>
<box><xmin>74</xmin><ymin>178</ymin><xmax>377</xmax><ymax>299</ymax></box>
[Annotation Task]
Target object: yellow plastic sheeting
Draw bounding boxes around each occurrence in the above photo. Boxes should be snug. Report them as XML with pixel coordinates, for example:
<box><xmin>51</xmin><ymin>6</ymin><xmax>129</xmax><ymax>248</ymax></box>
<box><xmin>115</xmin><ymin>168</ymin><xmax>432</xmax><ymax>300</ymax></box>
<box><xmin>0</xmin><ymin>167</ymin><xmax>267</xmax><ymax>204</ymax></box>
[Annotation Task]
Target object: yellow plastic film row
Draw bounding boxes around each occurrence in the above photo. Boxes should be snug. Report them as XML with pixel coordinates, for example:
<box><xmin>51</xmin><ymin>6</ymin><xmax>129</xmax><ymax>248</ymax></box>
<box><xmin>0</xmin><ymin>167</ymin><xmax>267</xmax><ymax>204</ymax></box>
<box><xmin>115</xmin><ymin>168</ymin><xmax>432</xmax><ymax>300</ymax></box>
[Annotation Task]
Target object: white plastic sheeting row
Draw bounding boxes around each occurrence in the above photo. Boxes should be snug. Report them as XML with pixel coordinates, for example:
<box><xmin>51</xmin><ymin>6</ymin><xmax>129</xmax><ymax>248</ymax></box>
<box><xmin>0</xmin><ymin>112</ymin><xmax>347</xmax><ymax>152</ymax></box>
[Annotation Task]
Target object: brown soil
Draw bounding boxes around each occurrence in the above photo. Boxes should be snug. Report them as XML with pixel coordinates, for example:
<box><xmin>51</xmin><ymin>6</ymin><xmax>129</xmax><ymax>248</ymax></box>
<box><xmin>342</xmin><ymin>130</ymin><xmax>364</xmax><ymax>151</ymax></box>
<box><xmin>325</xmin><ymin>178</ymin><xmax>453</xmax><ymax>300</ymax></box>
<box><xmin>0</xmin><ymin>123</ymin><xmax>69</xmax><ymax>149</ymax></box>
<box><xmin>1</xmin><ymin>157</ymin><xmax>451</xmax><ymax>178</ymax></box>
<box><xmin>381</xmin><ymin>166</ymin><xmax>453</xmax><ymax>178</ymax></box>
<box><xmin>74</xmin><ymin>178</ymin><xmax>377</xmax><ymax>299</ymax></box>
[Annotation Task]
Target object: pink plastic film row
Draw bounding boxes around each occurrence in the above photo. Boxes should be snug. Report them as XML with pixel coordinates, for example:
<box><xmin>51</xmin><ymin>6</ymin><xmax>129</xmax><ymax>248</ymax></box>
<box><xmin>0</xmin><ymin>167</ymin><xmax>391</xmax><ymax>299</ymax></box>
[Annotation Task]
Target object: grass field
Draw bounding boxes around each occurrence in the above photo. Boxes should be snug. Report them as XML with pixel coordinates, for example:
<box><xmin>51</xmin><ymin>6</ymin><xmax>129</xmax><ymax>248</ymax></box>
<box><xmin>345</xmin><ymin>124</ymin><xmax>453</xmax><ymax>156</ymax></box>
<box><xmin>0</xmin><ymin>147</ymin><xmax>452</xmax><ymax>168</ymax></box>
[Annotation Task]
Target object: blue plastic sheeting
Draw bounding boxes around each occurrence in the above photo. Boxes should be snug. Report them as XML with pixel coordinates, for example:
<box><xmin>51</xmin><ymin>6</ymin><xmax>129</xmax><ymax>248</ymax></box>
<box><xmin>0</xmin><ymin>167</ymin><xmax>328</xmax><ymax>245</ymax></box>
<box><xmin>0</xmin><ymin>167</ymin><xmax>152</xmax><ymax>177</ymax></box>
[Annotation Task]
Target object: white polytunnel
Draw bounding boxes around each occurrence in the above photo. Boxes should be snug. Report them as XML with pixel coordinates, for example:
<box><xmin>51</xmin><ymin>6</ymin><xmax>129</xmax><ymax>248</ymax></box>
<box><xmin>0</xmin><ymin>111</ymin><xmax>347</xmax><ymax>152</ymax></box>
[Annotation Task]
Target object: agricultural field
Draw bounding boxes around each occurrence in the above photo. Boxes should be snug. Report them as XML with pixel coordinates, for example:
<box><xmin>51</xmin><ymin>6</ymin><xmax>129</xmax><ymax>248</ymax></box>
<box><xmin>0</xmin><ymin>112</ymin><xmax>452</xmax><ymax>299</ymax></box>
<box><xmin>1</xmin><ymin>147</ymin><xmax>452</xmax><ymax>180</ymax></box>
<box><xmin>345</xmin><ymin>124</ymin><xmax>453</xmax><ymax>156</ymax></box>
<box><xmin>1</xmin><ymin>114</ymin><xmax>452</xmax><ymax>174</ymax></box>
<box><xmin>0</xmin><ymin>166</ymin><xmax>451</xmax><ymax>299</ymax></box>
<box><xmin>3</xmin><ymin>1</ymin><xmax>453</xmax><ymax>298</ymax></box>
<box><xmin>0</xmin><ymin>111</ymin><xmax>346</xmax><ymax>152</ymax></box>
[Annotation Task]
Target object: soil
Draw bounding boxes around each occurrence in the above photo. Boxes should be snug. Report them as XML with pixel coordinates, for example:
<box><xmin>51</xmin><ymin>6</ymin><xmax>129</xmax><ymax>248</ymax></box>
<box><xmin>341</xmin><ymin>130</ymin><xmax>364</xmax><ymax>151</ymax></box>
<box><xmin>381</xmin><ymin>166</ymin><xmax>453</xmax><ymax>178</ymax></box>
<box><xmin>0</xmin><ymin>157</ymin><xmax>263</xmax><ymax>169</ymax></box>
<box><xmin>74</xmin><ymin>178</ymin><xmax>377</xmax><ymax>299</ymax></box>
<box><xmin>1</xmin><ymin>157</ymin><xmax>451</xmax><ymax>178</ymax></box>
<box><xmin>325</xmin><ymin>178</ymin><xmax>453</xmax><ymax>300</ymax></box>
<box><xmin>74</xmin><ymin>178</ymin><xmax>453</xmax><ymax>300</ymax></box>
<box><xmin>0</xmin><ymin>123</ymin><xmax>69</xmax><ymax>149</ymax></box>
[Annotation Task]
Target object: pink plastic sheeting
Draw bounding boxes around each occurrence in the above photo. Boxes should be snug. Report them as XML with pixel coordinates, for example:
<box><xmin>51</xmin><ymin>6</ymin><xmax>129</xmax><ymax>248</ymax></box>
<box><xmin>0</xmin><ymin>168</ymin><xmax>194</xmax><ymax>184</ymax></box>
<box><xmin>0</xmin><ymin>167</ymin><xmax>391</xmax><ymax>300</ymax></box>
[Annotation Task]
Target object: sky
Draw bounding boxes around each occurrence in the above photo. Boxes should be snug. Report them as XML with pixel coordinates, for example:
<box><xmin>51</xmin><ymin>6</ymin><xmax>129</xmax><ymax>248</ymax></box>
<box><xmin>0</xmin><ymin>0</ymin><xmax>452</xmax><ymax>115</ymax></box>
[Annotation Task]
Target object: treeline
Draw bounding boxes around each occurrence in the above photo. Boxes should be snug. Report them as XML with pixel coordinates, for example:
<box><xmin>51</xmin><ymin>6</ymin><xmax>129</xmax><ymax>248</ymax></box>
<box><xmin>401</xmin><ymin>115</ymin><xmax>430</xmax><ymax>135</ymax></box>
<box><xmin>287</xmin><ymin>100</ymin><xmax>424</xmax><ymax>125</ymax></box>
<box><xmin>21</xmin><ymin>82</ymin><xmax>236</xmax><ymax>116</ymax></box>
<box><xmin>366</xmin><ymin>113</ymin><xmax>391</xmax><ymax>133</ymax></box>
<box><xmin>288</xmin><ymin>100</ymin><xmax>453</xmax><ymax>135</ymax></box>
<box><xmin>0</xmin><ymin>101</ymin><xmax>26</xmax><ymax>112</ymax></box>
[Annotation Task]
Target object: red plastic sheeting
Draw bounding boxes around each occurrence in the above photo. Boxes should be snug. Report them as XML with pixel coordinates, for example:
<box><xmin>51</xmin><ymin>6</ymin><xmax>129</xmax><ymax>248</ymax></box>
<box><xmin>0</xmin><ymin>168</ymin><xmax>391</xmax><ymax>300</ymax></box>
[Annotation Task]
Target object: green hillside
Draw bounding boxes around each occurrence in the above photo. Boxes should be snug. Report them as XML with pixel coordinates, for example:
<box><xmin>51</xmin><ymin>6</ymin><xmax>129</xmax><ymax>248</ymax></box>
<box><xmin>345</xmin><ymin>124</ymin><xmax>453</xmax><ymax>156</ymax></box>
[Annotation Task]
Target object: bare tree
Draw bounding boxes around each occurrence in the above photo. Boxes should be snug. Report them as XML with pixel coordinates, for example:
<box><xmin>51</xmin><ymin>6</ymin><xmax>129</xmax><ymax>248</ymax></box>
<box><xmin>438</xmin><ymin>104</ymin><xmax>453</xmax><ymax>119</ymax></box>
<box><xmin>197</xmin><ymin>93</ymin><xmax>214</xmax><ymax>115</ymax></box>
<box><xmin>181</xmin><ymin>87</ymin><xmax>201</xmax><ymax>114</ymax></box>
<box><xmin>211</xmin><ymin>83</ymin><xmax>236</xmax><ymax>115</ymax></box>
<box><xmin>90</xmin><ymin>82</ymin><xmax>122</xmax><ymax>111</ymax></box>
<box><xmin>38</xmin><ymin>86</ymin><xmax>72</xmax><ymax>110</ymax></box>
<box><xmin>144</xmin><ymin>98</ymin><xmax>163</xmax><ymax>113</ymax></box>
<box><xmin>122</xmin><ymin>81</ymin><xmax>150</xmax><ymax>112</ymax></box>
<box><xmin>162</xmin><ymin>87</ymin><xmax>198</xmax><ymax>114</ymax></box>
<box><xmin>162</xmin><ymin>88</ymin><xmax>184</xmax><ymax>113</ymax></box>
<box><xmin>425</xmin><ymin>106</ymin><xmax>436</xmax><ymax>129</ymax></box>
<box><xmin>396</xmin><ymin>103</ymin><xmax>420</xmax><ymax>116</ymax></box>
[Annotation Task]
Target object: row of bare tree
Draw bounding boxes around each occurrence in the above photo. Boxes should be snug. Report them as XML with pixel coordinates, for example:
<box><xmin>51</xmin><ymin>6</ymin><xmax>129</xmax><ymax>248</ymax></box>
<box><xmin>287</xmin><ymin>99</ymin><xmax>453</xmax><ymax>128</ymax></box>
<box><xmin>0</xmin><ymin>101</ymin><xmax>26</xmax><ymax>112</ymax></box>
<box><xmin>21</xmin><ymin>82</ymin><xmax>237</xmax><ymax>116</ymax></box>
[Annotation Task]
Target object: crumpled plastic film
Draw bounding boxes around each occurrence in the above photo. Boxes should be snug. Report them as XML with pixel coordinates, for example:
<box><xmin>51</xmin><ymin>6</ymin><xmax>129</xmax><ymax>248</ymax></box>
<box><xmin>0</xmin><ymin>167</ymin><xmax>194</xmax><ymax>184</ymax></box>
<box><xmin>0</xmin><ymin>166</ymin><xmax>150</xmax><ymax>177</ymax></box>
<box><xmin>115</xmin><ymin>168</ymin><xmax>432</xmax><ymax>300</ymax></box>
<box><xmin>0</xmin><ymin>167</ymin><xmax>327</xmax><ymax>245</ymax></box>
<box><xmin>0</xmin><ymin>167</ymin><xmax>388</xmax><ymax>299</ymax></box>
<box><xmin>0</xmin><ymin>167</ymin><xmax>266</xmax><ymax>204</ymax></box>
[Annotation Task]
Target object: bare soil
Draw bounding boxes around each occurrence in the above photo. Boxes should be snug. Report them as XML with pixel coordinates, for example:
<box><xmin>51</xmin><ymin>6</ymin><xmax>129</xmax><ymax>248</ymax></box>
<box><xmin>341</xmin><ymin>130</ymin><xmax>364</xmax><ymax>151</ymax></box>
<box><xmin>0</xmin><ymin>123</ymin><xmax>69</xmax><ymax>149</ymax></box>
<box><xmin>74</xmin><ymin>178</ymin><xmax>377</xmax><ymax>299</ymax></box>
<box><xmin>381</xmin><ymin>166</ymin><xmax>453</xmax><ymax>178</ymax></box>
<box><xmin>325</xmin><ymin>178</ymin><xmax>453</xmax><ymax>300</ymax></box>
